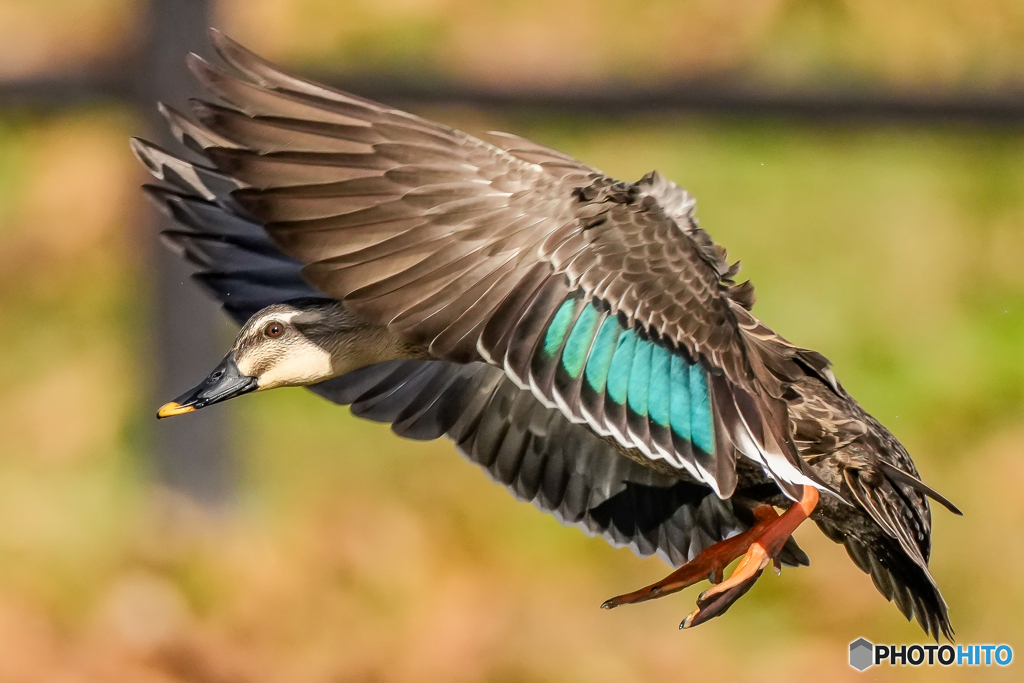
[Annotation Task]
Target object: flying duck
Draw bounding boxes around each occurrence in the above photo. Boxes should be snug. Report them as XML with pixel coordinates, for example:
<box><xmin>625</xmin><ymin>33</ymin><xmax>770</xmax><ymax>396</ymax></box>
<box><xmin>133</xmin><ymin>30</ymin><xmax>960</xmax><ymax>639</ymax></box>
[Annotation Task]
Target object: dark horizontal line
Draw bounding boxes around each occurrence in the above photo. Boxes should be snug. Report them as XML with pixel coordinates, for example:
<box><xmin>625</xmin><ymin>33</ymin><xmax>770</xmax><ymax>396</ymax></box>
<box><xmin>0</xmin><ymin>72</ymin><xmax>135</xmax><ymax>110</ymax></box>
<box><xmin>320</xmin><ymin>74</ymin><xmax>1024</xmax><ymax>125</ymax></box>
<box><xmin>5</xmin><ymin>67</ymin><xmax>1024</xmax><ymax>125</ymax></box>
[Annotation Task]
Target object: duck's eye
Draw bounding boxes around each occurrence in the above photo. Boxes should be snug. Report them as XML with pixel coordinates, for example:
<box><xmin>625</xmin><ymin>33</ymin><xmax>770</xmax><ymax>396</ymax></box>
<box><xmin>264</xmin><ymin>322</ymin><xmax>285</xmax><ymax>338</ymax></box>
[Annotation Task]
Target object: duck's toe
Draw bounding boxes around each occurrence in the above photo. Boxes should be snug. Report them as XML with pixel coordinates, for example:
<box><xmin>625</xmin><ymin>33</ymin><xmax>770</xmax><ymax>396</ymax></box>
<box><xmin>601</xmin><ymin>504</ymin><xmax>780</xmax><ymax>610</ymax></box>
<box><xmin>602</xmin><ymin>486</ymin><xmax>820</xmax><ymax>630</ymax></box>
<box><xmin>680</xmin><ymin>565</ymin><xmax>765</xmax><ymax>629</ymax></box>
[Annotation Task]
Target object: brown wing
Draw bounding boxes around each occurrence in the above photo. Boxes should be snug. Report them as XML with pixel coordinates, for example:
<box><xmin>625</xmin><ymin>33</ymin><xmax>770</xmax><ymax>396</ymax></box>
<box><xmin>152</xmin><ymin>30</ymin><xmax>828</xmax><ymax>499</ymax></box>
<box><xmin>130</xmin><ymin>139</ymin><xmax>808</xmax><ymax>569</ymax></box>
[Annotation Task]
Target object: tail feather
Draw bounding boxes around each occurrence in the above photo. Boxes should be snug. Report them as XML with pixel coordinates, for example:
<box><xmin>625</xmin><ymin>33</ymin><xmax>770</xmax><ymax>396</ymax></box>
<box><xmin>879</xmin><ymin>462</ymin><xmax>962</xmax><ymax>516</ymax></box>
<box><xmin>816</xmin><ymin>515</ymin><xmax>952</xmax><ymax>642</ymax></box>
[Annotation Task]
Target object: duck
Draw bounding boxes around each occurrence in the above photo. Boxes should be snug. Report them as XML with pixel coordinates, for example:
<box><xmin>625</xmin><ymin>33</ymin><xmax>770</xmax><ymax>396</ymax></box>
<box><xmin>132</xmin><ymin>30</ymin><xmax>961</xmax><ymax>639</ymax></box>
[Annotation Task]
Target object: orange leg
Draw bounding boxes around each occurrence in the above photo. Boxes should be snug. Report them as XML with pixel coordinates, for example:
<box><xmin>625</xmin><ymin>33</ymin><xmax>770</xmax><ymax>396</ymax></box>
<box><xmin>601</xmin><ymin>486</ymin><xmax>820</xmax><ymax>629</ymax></box>
<box><xmin>601</xmin><ymin>504</ymin><xmax>780</xmax><ymax>609</ymax></box>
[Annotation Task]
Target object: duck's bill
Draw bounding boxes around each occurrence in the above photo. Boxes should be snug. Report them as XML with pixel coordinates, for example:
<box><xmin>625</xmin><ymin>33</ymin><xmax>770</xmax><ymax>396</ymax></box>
<box><xmin>156</xmin><ymin>353</ymin><xmax>258</xmax><ymax>419</ymax></box>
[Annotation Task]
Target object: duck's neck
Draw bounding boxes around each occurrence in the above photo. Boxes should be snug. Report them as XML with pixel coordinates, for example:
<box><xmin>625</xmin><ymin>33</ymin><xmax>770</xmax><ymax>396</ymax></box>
<box><xmin>321</xmin><ymin>322</ymin><xmax>430</xmax><ymax>378</ymax></box>
<box><xmin>298</xmin><ymin>302</ymin><xmax>430</xmax><ymax>380</ymax></box>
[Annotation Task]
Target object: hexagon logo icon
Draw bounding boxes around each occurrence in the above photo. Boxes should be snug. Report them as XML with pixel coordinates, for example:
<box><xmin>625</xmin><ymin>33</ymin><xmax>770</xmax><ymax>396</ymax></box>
<box><xmin>849</xmin><ymin>638</ymin><xmax>874</xmax><ymax>671</ymax></box>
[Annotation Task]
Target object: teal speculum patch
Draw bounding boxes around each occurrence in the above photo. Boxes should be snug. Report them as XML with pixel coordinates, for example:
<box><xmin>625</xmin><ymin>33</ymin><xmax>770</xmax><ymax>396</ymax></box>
<box><xmin>535</xmin><ymin>295</ymin><xmax>715</xmax><ymax>460</ymax></box>
<box><xmin>543</xmin><ymin>299</ymin><xmax>577</xmax><ymax>358</ymax></box>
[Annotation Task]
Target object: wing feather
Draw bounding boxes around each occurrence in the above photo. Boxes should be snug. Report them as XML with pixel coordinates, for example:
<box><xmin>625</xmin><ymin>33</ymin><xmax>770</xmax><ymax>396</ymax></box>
<box><xmin>140</xmin><ymin>31</ymin><xmax>834</xmax><ymax>500</ymax></box>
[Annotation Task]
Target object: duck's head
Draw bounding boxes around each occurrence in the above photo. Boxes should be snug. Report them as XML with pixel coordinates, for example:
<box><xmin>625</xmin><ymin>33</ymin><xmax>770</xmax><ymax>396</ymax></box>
<box><xmin>157</xmin><ymin>299</ymin><xmax>405</xmax><ymax>418</ymax></box>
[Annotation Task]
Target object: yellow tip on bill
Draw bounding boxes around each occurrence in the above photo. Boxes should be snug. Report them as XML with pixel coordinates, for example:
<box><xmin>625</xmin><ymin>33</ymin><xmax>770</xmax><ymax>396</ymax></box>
<box><xmin>157</xmin><ymin>402</ymin><xmax>196</xmax><ymax>419</ymax></box>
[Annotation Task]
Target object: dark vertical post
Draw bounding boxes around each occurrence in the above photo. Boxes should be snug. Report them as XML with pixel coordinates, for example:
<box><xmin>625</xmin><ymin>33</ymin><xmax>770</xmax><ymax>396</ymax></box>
<box><xmin>137</xmin><ymin>0</ymin><xmax>234</xmax><ymax>505</ymax></box>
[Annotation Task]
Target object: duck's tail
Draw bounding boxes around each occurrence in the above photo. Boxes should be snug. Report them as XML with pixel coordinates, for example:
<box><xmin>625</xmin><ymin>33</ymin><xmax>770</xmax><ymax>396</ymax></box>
<box><xmin>814</xmin><ymin>481</ymin><xmax>954</xmax><ymax>642</ymax></box>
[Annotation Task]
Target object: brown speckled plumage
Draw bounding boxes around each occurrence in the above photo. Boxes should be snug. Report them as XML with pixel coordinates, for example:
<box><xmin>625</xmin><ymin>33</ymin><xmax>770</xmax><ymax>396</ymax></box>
<box><xmin>134</xmin><ymin>30</ymin><xmax>959</xmax><ymax>640</ymax></box>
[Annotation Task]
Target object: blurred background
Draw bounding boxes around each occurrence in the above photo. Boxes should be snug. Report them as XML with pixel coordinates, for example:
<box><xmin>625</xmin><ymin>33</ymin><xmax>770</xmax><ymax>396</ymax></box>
<box><xmin>1</xmin><ymin>1</ymin><xmax>1023</xmax><ymax>681</ymax></box>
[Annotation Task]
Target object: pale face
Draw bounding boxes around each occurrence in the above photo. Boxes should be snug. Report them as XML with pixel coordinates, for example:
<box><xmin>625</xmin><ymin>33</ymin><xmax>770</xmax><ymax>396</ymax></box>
<box><xmin>233</xmin><ymin>306</ymin><xmax>337</xmax><ymax>390</ymax></box>
<box><xmin>156</xmin><ymin>300</ymin><xmax>410</xmax><ymax>418</ymax></box>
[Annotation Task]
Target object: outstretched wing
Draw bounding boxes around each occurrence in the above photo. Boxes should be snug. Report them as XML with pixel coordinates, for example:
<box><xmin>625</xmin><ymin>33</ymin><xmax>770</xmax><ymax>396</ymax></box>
<box><xmin>135</xmin><ymin>132</ymin><xmax>808</xmax><ymax>569</ymax></box>
<box><xmin>145</xmin><ymin>30</ymin><xmax>827</xmax><ymax>500</ymax></box>
<box><xmin>313</xmin><ymin>360</ymin><xmax>802</xmax><ymax>569</ymax></box>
